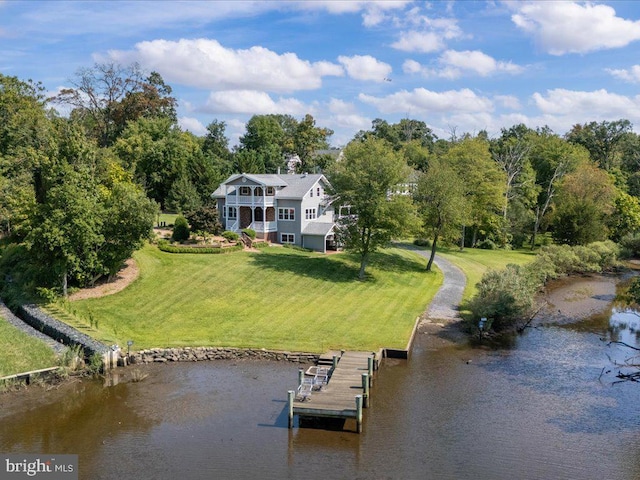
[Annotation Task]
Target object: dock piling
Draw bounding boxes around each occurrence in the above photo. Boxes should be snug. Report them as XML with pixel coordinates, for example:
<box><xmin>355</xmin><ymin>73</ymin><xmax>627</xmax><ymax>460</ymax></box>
<box><xmin>287</xmin><ymin>390</ymin><xmax>295</xmax><ymax>429</ymax></box>
<box><xmin>356</xmin><ymin>395</ymin><xmax>363</xmax><ymax>433</ymax></box>
<box><xmin>361</xmin><ymin>373</ymin><xmax>370</xmax><ymax>408</ymax></box>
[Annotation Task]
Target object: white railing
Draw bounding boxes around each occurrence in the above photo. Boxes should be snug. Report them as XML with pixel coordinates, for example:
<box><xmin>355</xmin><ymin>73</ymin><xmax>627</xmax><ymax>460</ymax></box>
<box><xmin>250</xmin><ymin>221</ymin><xmax>277</xmax><ymax>232</ymax></box>
<box><xmin>228</xmin><ymin>219</ymin><xmax>239</xmax><ymax>232</ymax></box>
<box><xmin>227</xmin><ymin>195</ymin><xmax>276</xmax><ymax>207</ymax></box>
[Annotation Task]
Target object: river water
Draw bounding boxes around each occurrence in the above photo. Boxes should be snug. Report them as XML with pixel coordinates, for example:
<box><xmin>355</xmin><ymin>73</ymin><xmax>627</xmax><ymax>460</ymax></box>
<box><xmin>2</xmin><ymin>307</ymin><xmax>640</xmax><ymax>479</ymax></box>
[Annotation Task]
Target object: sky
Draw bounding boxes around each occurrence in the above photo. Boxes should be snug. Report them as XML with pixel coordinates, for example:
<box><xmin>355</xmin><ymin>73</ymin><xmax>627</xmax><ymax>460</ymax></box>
<box><xmin>2</xmin><ymin>0</ymin><xmax>640</xmax><ymax>147</ymax></box>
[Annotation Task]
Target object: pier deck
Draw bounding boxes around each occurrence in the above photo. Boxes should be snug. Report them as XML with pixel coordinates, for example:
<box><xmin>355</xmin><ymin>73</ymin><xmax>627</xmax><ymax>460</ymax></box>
<box><xmin>288</xmin><ymin>350</ymin><xmax>376</xmax><ymax>433</ymax></box>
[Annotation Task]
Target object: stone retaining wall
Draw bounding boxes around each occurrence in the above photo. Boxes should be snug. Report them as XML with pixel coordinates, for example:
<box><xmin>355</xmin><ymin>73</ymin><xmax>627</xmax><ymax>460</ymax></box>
<box><xmin>131</xmin><ymin>347</ymin><xmax>319</xmax><ymax>364</ymax></box>
<box><xmin>18</xmin><ymin>304</ymin><xmax>109</xmax><ymax>357</ymax></box>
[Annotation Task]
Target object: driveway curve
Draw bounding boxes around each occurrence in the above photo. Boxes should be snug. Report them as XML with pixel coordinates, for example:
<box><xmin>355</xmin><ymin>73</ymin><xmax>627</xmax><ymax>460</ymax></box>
<box><xmin>403</xmin><ymin>246</ymin><xmax>467</xmax><ymax>322</ymax></box>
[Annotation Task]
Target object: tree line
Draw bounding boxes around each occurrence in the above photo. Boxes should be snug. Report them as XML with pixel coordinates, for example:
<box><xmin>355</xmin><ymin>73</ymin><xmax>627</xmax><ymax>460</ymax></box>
<box><xmin>2</xmin><ymin>61</ymin><xmax>640</xmax><ymax>298</ymax></box>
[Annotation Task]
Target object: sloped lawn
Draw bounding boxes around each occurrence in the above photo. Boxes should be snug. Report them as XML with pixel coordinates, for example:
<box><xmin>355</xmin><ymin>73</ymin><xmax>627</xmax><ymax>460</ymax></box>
<box><xmin>57</xmin><ymin>245</ymin><xmax>442</xmax><ymax>353</ymax></box>
<box><xmin>0</xmin><ymin>315</ymin><xmax>57</xmax><ymax>377</ymax></box>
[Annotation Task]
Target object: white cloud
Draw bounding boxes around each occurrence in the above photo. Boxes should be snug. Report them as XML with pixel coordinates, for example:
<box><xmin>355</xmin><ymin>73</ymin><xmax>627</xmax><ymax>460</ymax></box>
<box><xmin>203</xmin><ymin>90</ymin><xmax>308</xmax><ymax>115</ymax></box>
<box><xmin>532</xmin><ymin>89</ymin><xmax>640</xmax><ymax>129</ymax></box>
<box><xmin>178</xmin><ymin>116</ymin><xmax>207</xmax><ymax>136</ymax></box>
<box><xmin>607</xmin><ymin>65</ymin><xmax>640</xmax><ymax>83</ymax></box>
<box><xmin>294</xmin><ymin>1</ymin><xmax>411</xmax><ymax>25</ymax></box>
<box><xmin>327</xmin><ymin>98</ymin><xmax>358</xmax><ymax>115</ymax></box>
<box><xmin>391</xmin><ymin>14</ymin><xmax>463</xmax><ymax>52</ymax></box>
<box><xmin>358</xmin><ymin>88</ymin><xmax>493</xmax><ymax>115</ymax></box>
<box><xmin>403</xmin><ymin>50</ymin><xmax>523</xmax><ymax>79</ymax></box>
<box><xmin>337</xmin><ymin>55</ymin><xmax>391</xmax><ymax>81</ymax></box>
<box><xmin>105</xmin><ymin>38</ymin><xmax>344</xmax><ymax>94</ymax></box>
<box><xmin>439</xmin><ymin>50</ymin><xmax>523</xmax><ymax>77</ymax></box>
<box><xmin>391</xmin><ymin>31</ymin><xmax>445</xmax><ymax>53</ymax></box>
<box><xmin>494</xmin><ymin>95</ymin><xmax>522</xmax><ymax>110</ymax></box>
<box><xmin>511</xmin><ymin>2</ymin><xmax>640</xmax><ymax>55</ymax></box>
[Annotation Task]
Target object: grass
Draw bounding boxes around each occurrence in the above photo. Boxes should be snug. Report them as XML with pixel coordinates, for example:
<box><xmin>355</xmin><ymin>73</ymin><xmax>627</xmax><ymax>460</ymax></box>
<box><xmin>0</xmin><ymin>315</ymin><xmax>57</xmax><ymax>377</ymax></box>
<box><xmin>157</xmin><ymin>211</ymin><xmax>179</xmax><ymax>227</ymax></box>
<box><xmin>54</xmin><ymin>244</ymin><xmax>443</xmax><ymax>353</ymax></box>
<box><xmin>437</xmin><ymin>246</ymin><xmax>536</xmax><ymax>300</ymax></box>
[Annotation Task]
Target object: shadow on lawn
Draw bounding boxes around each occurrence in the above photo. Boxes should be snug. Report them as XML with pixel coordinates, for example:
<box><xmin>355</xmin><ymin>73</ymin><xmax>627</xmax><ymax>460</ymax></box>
<box><xmin>248</xmin><ymin>249</ymin><xmax>425</xmax><ymax>282</ymax></box>
<box><xmin>249</xmin><ymin>252</ymin><xmax>358</xmax><ymax>282</ymax></box>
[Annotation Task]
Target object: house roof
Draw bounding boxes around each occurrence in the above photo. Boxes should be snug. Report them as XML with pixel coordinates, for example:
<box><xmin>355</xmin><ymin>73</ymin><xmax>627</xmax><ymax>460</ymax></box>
<box><xmin>302</xmin><ymin>222</ymin><xmax>334</xmax><ymax>237</ymax></box>
<box><xmin>212</xmin><ymin>173</ymin><xmax>328</xmax><ymax>200</ymax></box>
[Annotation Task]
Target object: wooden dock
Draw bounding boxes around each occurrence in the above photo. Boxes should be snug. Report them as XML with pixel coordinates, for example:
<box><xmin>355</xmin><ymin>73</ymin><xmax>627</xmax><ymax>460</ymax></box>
<box><xmin>288</xmin><ymin>351</ymin><xmax>376</xmax><ymax>433</ymax></box>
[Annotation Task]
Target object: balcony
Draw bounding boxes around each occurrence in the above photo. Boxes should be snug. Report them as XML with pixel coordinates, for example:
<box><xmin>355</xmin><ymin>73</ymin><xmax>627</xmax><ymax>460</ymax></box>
<box><xmin>226</xmin><ymin>194</ymin><xmax>275</xmax><ymax>207</ymax></box>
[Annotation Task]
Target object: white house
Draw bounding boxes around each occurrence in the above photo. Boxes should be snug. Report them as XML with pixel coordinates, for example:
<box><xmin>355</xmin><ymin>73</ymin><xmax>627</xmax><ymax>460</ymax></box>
<box><xmin>212</xmin><ymin>173</ymin><xmax>336</xmax><ymax>253</ymax></box>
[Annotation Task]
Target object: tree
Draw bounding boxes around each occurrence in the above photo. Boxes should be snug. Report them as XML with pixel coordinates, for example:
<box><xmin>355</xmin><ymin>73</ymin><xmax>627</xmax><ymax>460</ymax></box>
<box><xmin>551</xmin><ymin>162</ymin><xmax>615</xmax><ymax>245</ymax></box>
<box><xmin>529</xmin><ymin>132</ymin><xmax>589</xmax><ymax>249</ymax></box>
<box><xmin>565</xmin><ymin>119</ymin><xmax>632</xmax><ymax>172</ymax></box>
<box><xmin>356</xmin><ymin>118</ymin><xmax>436</xmax><ymax>151</ymax></box>
<box><xmin>26</xmin><ymin>164</ymin><xmax>105</xmax><ymax>296</ymax></box>
<box><xmin>609</xmin><ymin>191</ymin><xmax>640</xmax><ymax>242</ymax></box>
<box><xmin>330</xmin><ymin>137</ymin><xmax>418</xmax><ymax>279</ymax></box>
<box><xmin>237</xmin><ymin>114</ymin><xmax>288</xmax><ymax>173</ymax></box>
<box><xmin>443</xmin><ymin>136</ymin><xmax>506</xmax><ymax>247</ymax></box>
<box><xmin>53</xmin><ymin>62</ymin><xmax>176</xmax><ymax>147</ymax></box>
<box><xmin>185</xmin><ymin>205</ymin><xmax>222</xmax><ymax>237</ymax></box>
<box><xmin>100</xmin><ymin>181</ymin><xmax>157</xmax><ymax>277</ymax></box>
<box><xmin>414</xmin><ymin>159</ymin><xmax>469</xmax><ymax>271</ymax></box>
<box><xmin>293</xmin><ymin>114</ymin><xmax>333</xmax><ymax>173</ymax></box>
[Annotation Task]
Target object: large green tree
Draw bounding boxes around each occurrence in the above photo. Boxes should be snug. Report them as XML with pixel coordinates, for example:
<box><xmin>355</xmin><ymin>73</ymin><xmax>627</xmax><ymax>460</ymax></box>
<box><xmin>54</xmin><ymin>62</ymin><xmax>176</xmax><ymax>147</ymax></box>
<box><xmin>443</xmin><ymin>136</ymin><xmax>506</xmax><ymax>246</ymax></box>
<box><xmin>414</xmin><ymin>159</ymin><xmax>469</xmax><ymax>271</ymax></box>
<box><xmin>330</xmin><ymin>137</ymin><xmax>418</xmax><ymax>279</ymax></box>
<box><xmin>529</xmin><ymin>131</ymin><xmax>589</xmax><ymax>249</ymax></box>
<box><xmin>551</xmin><ymin>162</ymin><xmax>615</xmax><ymax>245</ymax></box>
<box><xmin>565</xmin><ymin>119</ymin><xmax>631</xmax><ymax>172</ymax></box>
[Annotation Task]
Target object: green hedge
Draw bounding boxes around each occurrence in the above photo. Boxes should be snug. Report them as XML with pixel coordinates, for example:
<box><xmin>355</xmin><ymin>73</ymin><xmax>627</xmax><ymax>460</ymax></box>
<box><xmin>157</xmin><ymin>243</ymin><xmax>243</xmax><ymax>254</ymax></box>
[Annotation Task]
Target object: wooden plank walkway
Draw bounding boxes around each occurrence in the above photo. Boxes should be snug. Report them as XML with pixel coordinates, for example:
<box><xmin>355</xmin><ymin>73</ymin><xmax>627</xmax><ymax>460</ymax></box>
<box><xmin>288</xmin><ymin>351</ymin><xmax>376</xmax><ymax>433</ymax></box>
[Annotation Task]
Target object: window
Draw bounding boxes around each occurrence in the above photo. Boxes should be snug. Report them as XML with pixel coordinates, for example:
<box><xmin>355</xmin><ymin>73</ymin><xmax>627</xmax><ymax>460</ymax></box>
<box><xmin>317</xmin><ymin>187</ymin><xmax>321</xmax><ymax>196</ymax></box>
<box><xmin>226</xmin><ymin>206</ymin><xmax>237</xmax><ymax>219</ymax></box>
<box><xmin>305</xmin><ymin>208</ymin><xmax>317</xmax><ymax>220</ymax></box>
<box><xmin>281</xmin><ymin>233</ymin><xmax>295</xmax><ymax>244</ymax></box>
<box><xmin>310</xmin><ymin>189</ymin><xmax>313</xmax><ymax>197</ymax></box>
<box><xmin>239</xmin><ymin>186</ymin><xmax>251</xmax><ymax>196</ymax></box>
<box><xmin>278</xmin><ymin>208</ymin><xmax>295</xmax><ymax>221</ymax></box>
<box><xmin>266</xmin><ymin>186</ymin><xmax>275</xmax><ymax>196</ymax></box>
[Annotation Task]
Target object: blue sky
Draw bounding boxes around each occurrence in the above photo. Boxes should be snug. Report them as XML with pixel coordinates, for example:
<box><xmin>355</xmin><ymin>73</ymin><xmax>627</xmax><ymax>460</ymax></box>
<box><xmin>2</xmin><ymin>1</ymin><xmax>640</xmax><ymax>147</ymax></box>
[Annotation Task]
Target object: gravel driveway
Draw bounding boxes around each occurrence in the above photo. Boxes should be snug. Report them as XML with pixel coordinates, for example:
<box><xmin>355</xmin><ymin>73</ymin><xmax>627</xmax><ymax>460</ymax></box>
<box><xmin>402</xmin><ymin>245</ymin><xmax>466</xmax><ymax>322</ymax></box>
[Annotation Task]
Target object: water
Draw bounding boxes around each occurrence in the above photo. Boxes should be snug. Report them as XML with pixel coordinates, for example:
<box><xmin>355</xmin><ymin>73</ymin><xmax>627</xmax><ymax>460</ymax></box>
<box><xmin>2</xmin><ymin>312</ymin><xmax>640</xmax><ymax>479</ymax></box>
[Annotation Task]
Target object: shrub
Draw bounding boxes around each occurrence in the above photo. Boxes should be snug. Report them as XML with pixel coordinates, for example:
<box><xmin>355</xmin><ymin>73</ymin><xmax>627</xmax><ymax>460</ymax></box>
<box><xmin>222</xmin><ymin>230</ymin><xmax>239</xmax><ymax>242</ymax></box>
<box><xmin>241</xmin><ymin>228</ymin><xmax>256</xmax><ymax>239</ymax></box>
<box><xmin>477</xmin><ymin>239</ymin><xmax>497</xmax><ymax>250</ymax></box>
<box><xmin>620</xmin><ymin>233</ymin><xmax>640</xmax><ymax>257</ymax></box>
<box><xmin>413</xmin><ymin>238</ymin><xmax>431</xmax><ymax>248</ymax></box>
<box><xmin>172</xmin><ymin>216</ymin><xmax>190</xmax><ymax>242</ymax></box>
<box><xmin>185</xmin><ymin>206</ymin><xmax>222</xmax><ymax>235</ymax></box>
<box><xmin>466</xmin><ymin>264</ymin><xmax>538</xmax><ymax>331</ymax></box>
<box><xmin>157</xmin><ymin>243</ymin><xmax>243</xmax><ymax>254</ymax></box>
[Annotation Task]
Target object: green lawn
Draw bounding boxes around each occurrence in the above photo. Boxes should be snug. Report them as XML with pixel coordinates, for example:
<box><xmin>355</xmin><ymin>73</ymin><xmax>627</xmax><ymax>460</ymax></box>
<box><xmin>437</xmin><ymin>246</ymin><xmax>536</xmax><ymax>300</ymax></box>
<box><xmin>0</xmin><ymin>315</ymin><xmax>57</xmax><ymax>377</ymax></box>
<box><xmin>157</xmin><ymin>211</ymin><xmax>179</xmax><ymax>227</ymax></box>
<box><xmin>55</xmin><ymin>245</ymin><xmax>442</xmax><ymax>353</ymax></box>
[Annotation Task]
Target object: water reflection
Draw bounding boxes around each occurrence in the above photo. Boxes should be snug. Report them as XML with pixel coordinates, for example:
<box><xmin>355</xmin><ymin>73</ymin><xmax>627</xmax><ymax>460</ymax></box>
<box><xmin>1</xmin><ymin>308</ymin><xmax>640</xmax><ymax>479</ymax></box>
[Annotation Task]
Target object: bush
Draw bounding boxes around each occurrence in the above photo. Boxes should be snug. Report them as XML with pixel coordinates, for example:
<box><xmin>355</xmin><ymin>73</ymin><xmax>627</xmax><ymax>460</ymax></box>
<box><xmin>172</xmin><ymin>216</ymin><xmax>190</xmax><ymax>242</ymax></box>
<box><xmin>477</xmin><ymin>239</ymin><xmax>498</xmax><ymax>250</ymax></box>
<box><xmin>241</xmin><ymin>228</ymin><xmax>256</xmax><ymax>239</ymax></box>
<box><xmin>413</xmin><ymin>238</ymin><xmax>431</xmax><ymax>248</ymax></box>
<box><xmin>620</xmin><ymin>233</ymin><xmax>640</xmax><ymax>257</ymax></box>
<box><xmin>185</xmin><ymin>206</ymin><xmax>222</xmax><ymax>235</ymax></box>
<box><xmin>466</xmin><ymin>264</ymin><xmax>537</xmax><ymax>331</ymax></box>
<box><xmin>157</xmin><ymin>243</ymin><xmax>243</xmax><ymax>254</ymax></box>
<box><xmin>222</xmin><ymin>230</ymin><xmax>239</xmax><ymax>242</ymax></box>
